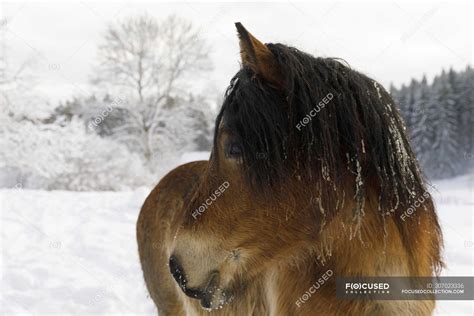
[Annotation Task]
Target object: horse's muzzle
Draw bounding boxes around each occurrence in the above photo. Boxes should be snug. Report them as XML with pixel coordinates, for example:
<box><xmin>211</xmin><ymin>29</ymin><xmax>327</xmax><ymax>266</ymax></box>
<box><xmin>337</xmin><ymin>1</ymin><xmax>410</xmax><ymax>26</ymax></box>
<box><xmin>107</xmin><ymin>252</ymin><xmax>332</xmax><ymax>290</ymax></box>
<box><xmin>169</xmin><ymin>255</ymin><xmax>222</xmax><ymax>309</ymax></box>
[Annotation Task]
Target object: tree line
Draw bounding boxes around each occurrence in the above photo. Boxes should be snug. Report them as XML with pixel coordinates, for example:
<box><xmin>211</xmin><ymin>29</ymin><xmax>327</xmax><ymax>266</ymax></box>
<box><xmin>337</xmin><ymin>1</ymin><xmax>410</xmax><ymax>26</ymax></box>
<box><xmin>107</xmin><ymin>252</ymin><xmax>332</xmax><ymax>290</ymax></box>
<box><xmin>390</xmin><ymin>66</ymin><xmax>473</xmax><ymax>179</ymax></box>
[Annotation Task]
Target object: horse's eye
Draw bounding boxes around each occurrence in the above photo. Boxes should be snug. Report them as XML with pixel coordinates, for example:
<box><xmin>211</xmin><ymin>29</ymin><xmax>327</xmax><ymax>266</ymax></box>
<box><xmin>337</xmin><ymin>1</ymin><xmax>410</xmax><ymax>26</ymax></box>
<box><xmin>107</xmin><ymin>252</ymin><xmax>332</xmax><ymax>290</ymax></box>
<box><xmin>226</xmin><ymin>141</ymin><xmax>242</xmax><ymax>158</ymax></box>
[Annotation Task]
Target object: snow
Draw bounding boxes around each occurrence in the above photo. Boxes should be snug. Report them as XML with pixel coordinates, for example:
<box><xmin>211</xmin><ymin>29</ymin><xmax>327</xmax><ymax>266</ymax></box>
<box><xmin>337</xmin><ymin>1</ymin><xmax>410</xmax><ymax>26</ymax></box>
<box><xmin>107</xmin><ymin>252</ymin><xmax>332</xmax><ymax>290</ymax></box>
<box><xmin>0</xmin><ymin>187</ymin><xmax>155</xmax><ymax>315</ymax></box>
<box><xmin>430</xmin><ymin>174</ymin><xmax>474</xmax><ymax>315</ymax></box>
<box><xmin>1</xmin><ymin>163</ymin><xmax>472</xmax><ymax>315</ymax></box>
<box><xmin>179</xmin><ymin>151</ymin><xmax>211</xmax><ymax>164</ymax></box>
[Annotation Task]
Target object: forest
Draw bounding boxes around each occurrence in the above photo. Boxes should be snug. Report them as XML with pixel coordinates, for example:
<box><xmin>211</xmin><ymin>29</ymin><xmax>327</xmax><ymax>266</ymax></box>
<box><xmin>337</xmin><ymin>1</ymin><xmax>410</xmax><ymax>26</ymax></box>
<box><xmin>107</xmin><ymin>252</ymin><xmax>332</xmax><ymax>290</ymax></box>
<box><xmin>391</xmin><ymin>66</ymin><xmax>473</xmax><ymax>179</ymax></box>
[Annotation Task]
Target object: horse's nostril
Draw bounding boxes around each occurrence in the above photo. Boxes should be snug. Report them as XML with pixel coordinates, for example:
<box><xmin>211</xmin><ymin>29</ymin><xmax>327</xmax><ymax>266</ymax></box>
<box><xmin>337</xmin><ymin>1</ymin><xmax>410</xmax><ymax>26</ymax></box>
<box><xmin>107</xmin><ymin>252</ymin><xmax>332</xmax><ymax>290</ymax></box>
<box><xmin>169</xmin><ymin>255</ymin><xmax>186</xmax><ymax>288</ymax></box>
<box><xmin>169</xmin><ymin>255</ymin><xmax>205</xmax><ymax>299</ymax></box>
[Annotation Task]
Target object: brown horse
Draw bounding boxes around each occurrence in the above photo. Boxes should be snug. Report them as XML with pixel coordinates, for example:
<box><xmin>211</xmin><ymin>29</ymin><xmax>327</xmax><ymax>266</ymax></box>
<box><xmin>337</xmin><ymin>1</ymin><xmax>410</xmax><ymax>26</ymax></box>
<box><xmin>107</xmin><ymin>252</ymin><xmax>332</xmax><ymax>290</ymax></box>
<box><xmin>137</xmin><ymin>23</ymin><xmax>443</xmax><ymax>315</ymax></box>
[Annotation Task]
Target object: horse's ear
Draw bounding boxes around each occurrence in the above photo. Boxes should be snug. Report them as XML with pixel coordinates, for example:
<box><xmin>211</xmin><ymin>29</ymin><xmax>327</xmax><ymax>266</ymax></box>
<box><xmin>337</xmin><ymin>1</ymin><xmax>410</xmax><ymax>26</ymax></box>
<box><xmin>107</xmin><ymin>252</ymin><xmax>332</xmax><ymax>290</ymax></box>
<box><xmin>235</xmin><ymin>22</ymin><xmax>282</xmax><ymax>87</ymax></box>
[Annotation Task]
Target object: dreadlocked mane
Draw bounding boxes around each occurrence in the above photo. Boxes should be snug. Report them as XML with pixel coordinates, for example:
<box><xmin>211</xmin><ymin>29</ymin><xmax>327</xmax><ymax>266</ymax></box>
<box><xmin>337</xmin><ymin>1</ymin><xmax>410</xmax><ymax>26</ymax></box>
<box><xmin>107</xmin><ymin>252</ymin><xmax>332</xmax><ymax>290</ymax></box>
<box><xmin>215</xmin><ymin>43</ymin><xmax>431</xmax><ymax>219</ymax></box>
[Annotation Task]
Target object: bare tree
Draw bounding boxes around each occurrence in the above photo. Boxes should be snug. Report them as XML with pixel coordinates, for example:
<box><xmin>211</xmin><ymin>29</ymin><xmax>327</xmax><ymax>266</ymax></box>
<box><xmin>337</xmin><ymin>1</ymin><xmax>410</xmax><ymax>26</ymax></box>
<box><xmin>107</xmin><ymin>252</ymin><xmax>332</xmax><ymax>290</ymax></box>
<box><xmin>94</xmin><ymin>14</ymin><xmax>212</xmax><ymax>165</ymax></box>
<box><xmin>1</xmin><ymin>25</ymin><xmax>37</xmax><ymax>119</ymax></box>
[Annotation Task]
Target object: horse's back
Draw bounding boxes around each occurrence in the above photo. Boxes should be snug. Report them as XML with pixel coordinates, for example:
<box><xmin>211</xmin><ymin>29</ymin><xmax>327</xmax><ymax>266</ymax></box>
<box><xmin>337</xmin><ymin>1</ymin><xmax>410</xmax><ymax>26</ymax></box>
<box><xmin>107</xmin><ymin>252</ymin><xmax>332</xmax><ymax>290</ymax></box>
<box><xmin>137</xmin><ymin>161</ymin><xmax>208</xmax><ymax>316</ymax></box>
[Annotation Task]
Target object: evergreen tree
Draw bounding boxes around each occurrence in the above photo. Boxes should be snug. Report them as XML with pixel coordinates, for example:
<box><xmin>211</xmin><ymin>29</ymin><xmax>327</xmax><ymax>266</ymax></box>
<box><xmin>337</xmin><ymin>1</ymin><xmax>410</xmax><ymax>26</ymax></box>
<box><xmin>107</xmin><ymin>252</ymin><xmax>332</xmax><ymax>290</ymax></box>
<box><xmin>401</xmin><ymin>79</ymin><xmax>420</xmax><ymax>132</ymax></box>
<box><xmin>457</xmin><ymin>66</ymin><xmax>473</xmax><ymax>162</ymax></box>
<box><xmin>410</xmin><ymin>76</ymin><xmax>432</xmax><ymax>167</ymax></box>
<box><xmin>427</xmin><ymin>73</ymin><xmax>460</xmax><ymax>178</ymax></box>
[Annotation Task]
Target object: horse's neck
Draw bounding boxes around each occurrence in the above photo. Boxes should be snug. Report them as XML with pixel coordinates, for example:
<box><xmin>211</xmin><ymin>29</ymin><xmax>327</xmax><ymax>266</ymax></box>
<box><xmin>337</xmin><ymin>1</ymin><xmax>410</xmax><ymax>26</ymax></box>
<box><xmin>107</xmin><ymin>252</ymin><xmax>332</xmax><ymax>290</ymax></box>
<box><xmin>262</xmin><ymin>214</ymin><xmax>422</xmax><ymax>316</ymax></box>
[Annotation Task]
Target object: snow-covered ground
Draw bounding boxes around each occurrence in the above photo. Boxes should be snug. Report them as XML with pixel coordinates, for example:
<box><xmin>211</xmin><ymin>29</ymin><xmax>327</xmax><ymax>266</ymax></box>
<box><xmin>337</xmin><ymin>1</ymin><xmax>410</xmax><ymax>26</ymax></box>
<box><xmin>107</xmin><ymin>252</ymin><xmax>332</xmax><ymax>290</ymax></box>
<box><xmin>430</xmin><ymin>174</ymin><xmax>474</xmax><ymax>315</ymax></box>
<box><xmin>1</xmin><ymin>160</ymin><xmax>472</xmax><ymax>315</ymax></box>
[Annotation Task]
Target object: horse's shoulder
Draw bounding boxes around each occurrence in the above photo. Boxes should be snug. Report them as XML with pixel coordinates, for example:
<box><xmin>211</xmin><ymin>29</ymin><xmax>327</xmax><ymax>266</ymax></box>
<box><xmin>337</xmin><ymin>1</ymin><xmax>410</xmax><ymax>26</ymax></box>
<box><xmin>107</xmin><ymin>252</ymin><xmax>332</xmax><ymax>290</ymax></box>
<box><xmin>162</xmin><ymin>160</ymin><xmax>208</xmax><ymax>188</ymax></box>
<box><xmin>138</xmin><ymin>160</ymin><xmax>207</xmax><ymax>223</ymax></box>
<box><xmin>157</xmin><ymin>160</ymin><xmax>207</xmax><ymax>200</ymax></box>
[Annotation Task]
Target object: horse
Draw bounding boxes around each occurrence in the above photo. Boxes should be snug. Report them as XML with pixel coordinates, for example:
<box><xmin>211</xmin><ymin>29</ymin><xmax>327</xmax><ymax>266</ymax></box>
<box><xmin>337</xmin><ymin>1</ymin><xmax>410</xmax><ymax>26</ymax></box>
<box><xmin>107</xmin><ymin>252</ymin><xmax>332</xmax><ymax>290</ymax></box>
<box><xmin>137</xmin><ymin>23</ymin><xmax>443</xmax><ymax>315</ymax></box>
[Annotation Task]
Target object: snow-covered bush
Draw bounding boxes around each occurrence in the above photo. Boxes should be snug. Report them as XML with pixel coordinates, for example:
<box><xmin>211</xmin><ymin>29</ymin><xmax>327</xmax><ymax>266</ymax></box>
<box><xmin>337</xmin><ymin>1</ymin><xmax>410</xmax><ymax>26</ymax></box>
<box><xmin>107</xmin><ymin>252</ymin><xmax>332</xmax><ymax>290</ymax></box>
<box><xmin>0</xmin><ymin>118</ymin><xmax>151</xmax><ymax>191</ymax></box>
<box><xmin>50</xmin><ymin>93</ymin><xmax>215</xmax><ymax>173</ymax></box>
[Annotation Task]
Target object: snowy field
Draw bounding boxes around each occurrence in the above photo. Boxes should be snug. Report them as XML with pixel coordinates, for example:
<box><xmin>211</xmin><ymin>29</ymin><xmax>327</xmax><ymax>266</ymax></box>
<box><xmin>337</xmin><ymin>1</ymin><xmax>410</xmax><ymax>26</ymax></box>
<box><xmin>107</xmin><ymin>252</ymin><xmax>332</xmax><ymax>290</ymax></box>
<box><xmin>1</xmin><ymin>155</ymin><xmax>473</xmax><ymax>315</ymax></box>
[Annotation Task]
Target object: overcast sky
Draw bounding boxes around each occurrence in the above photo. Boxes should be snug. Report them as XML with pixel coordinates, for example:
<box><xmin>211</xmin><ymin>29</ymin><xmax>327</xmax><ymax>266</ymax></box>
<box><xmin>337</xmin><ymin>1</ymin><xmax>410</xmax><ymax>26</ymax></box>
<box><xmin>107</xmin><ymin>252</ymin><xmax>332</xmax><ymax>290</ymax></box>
<box><xmin>2</xmin><ymin>1</ymin><xmax>472</xmax><ymax>104</ymax></box>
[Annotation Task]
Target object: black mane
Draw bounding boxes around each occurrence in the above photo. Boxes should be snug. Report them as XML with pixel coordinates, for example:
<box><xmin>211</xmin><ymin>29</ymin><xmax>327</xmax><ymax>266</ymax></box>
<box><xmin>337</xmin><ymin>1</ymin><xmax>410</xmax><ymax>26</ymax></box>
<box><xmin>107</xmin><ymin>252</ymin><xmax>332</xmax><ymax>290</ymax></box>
<box><xmin>215</xmin><ymin>43</ymin><xmax>427</xmax><ymax>215</ymax></box>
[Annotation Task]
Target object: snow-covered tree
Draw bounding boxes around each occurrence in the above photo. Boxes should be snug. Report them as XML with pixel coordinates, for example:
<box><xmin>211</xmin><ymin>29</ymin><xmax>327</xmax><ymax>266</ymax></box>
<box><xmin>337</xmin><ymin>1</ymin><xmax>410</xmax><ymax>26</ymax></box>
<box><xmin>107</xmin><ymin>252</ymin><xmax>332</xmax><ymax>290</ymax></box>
<box><xmin>0</xmin><ymin>30</ymin><xmax>46</xmax><ymax>121</ymax></box>
<box><xmin>405</xmin><ymin>79</ymin><xmax>420</xmax><ymax>131</ymax></box>
<box><xmin>93</xmin><ymin>14</ymin><xmax>213</xmax><ymax>168</ymax></box>
<box><xmin>410</xmin><ymin>76</ymin><xmax>433</xmax><ymax>166</ymax></box>
<box><xmin>455</xmin><ymin>66</ymin><xmax>473</xmax><ymax>158</ymax></box>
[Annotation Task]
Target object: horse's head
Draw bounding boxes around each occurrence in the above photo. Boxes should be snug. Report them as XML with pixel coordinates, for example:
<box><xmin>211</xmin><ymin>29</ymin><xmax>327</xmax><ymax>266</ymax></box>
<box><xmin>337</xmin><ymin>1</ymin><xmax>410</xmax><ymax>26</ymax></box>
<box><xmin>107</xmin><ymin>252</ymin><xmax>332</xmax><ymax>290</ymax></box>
<box><xmin>169</xmin><ymin>23</ymin><xmax>427</xmax><ymax>310</ymax></box>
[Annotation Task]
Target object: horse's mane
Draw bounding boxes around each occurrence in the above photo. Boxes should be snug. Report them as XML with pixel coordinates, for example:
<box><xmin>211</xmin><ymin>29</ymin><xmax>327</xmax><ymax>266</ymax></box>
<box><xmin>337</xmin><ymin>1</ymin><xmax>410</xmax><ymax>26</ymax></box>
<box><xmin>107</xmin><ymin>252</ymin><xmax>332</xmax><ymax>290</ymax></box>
<box><xmin>215</xmin><ymin>43</ymin><xmax>428</xmax><ymax>218</ymax></box>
